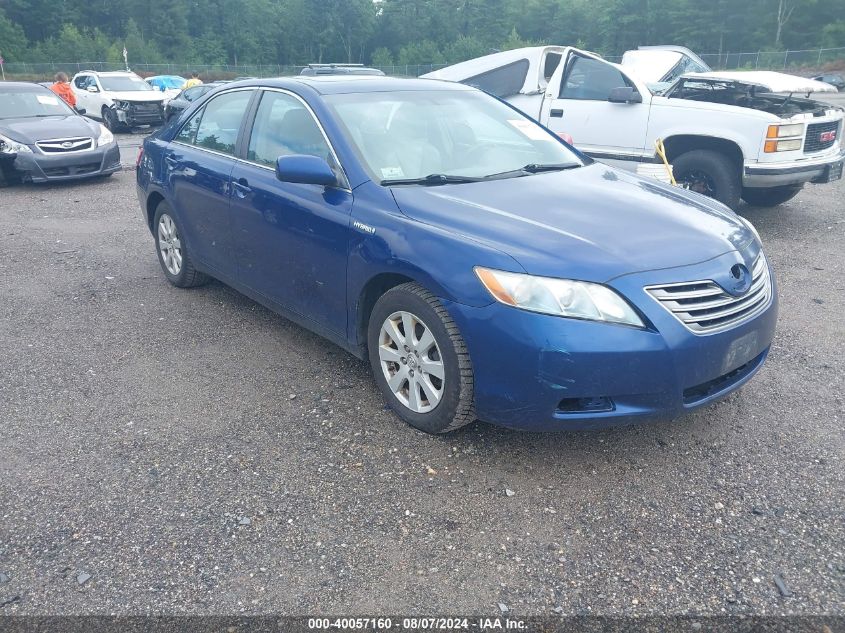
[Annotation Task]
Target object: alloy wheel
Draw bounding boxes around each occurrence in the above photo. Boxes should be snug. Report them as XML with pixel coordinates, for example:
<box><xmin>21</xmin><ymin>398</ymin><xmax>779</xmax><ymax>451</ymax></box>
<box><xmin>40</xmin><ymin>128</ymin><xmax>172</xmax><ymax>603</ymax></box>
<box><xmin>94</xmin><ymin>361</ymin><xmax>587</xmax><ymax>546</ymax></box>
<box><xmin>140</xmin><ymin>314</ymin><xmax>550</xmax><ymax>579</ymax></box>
<box><xmin>378</xmin><ymin>310</ymin><xmax>445</xmax><ymax>414</ymax></box>
<box><xmin>157</xmin><ymin>213</ymin><xmax>183</xmax><ymax>275</ymax></box>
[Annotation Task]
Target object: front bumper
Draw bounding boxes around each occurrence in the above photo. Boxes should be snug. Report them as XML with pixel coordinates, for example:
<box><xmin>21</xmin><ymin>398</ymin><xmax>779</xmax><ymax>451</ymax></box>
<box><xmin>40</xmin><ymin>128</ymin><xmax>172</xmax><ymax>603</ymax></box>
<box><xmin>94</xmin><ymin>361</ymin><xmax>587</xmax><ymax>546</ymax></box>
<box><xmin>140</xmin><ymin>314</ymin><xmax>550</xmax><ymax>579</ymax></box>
<box><xmin>115</xmin><ymin>104</ymin><xmax>165</xmax><ymax>127</ymax></box>
<box><xmin>743</xmin><ymin>149</ymin><xmax>845</xmax><ymax>187</ymax></box>
<box><xmin>444</xmin><ymin>253</ymin><xmax>778</xmax><ymax>431</ymax></box>
<box><xmin>11</xmin><ymin>142</ymin><xmax>121</xmax><ymax>183</ymax></box>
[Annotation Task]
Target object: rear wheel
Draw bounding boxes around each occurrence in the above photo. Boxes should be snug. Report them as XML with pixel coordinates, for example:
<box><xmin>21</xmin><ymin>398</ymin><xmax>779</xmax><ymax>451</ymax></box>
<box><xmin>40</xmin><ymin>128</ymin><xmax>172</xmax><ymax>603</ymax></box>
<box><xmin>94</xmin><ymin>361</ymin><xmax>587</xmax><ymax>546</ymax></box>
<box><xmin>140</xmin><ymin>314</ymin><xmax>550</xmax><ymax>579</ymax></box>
<box><xmin>153</xmin><ymin>202</ymin><xmax>209</xmax><ymax>288</ymax></box>
<box><xmin>673</xmin><ymin>149</ymin><xmax>742</xmax><ymax>210</ymax></box>
<box><xmin>741</xmin><ymin>184</ymin><xmax>803</xmax><ymax>207</ymax></box>
<box><xmin>367</xmin><ymin>283</ymin><xmax>475</xmax><ymax>434</ymax></box>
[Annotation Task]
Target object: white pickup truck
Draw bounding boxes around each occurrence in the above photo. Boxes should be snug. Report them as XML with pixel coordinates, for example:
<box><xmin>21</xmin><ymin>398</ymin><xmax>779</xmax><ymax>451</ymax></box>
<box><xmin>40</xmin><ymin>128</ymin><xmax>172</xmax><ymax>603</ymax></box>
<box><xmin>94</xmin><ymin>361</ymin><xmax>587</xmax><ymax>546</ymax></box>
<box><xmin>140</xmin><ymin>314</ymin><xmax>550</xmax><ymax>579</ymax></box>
<box><xmin>424</xmin><ymin>46</ymin><xmax>845</xmax><ymax>209</ymax></box>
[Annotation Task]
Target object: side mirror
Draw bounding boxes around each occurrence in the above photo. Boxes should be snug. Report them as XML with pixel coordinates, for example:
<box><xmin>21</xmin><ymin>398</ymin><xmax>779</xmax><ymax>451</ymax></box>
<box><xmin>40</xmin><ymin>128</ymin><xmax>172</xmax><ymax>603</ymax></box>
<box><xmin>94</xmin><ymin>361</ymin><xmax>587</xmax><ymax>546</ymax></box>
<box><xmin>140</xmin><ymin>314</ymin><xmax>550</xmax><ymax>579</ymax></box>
<box><xmin>87</xmin><ymin>86</ymin><xmax>99</xmax><ymax>93</ymax></box>
<box><xmin>608</xmin><ymin>86</ymin><xmax>642</xmax><ymax>104</ymax></box>
<box><xmin>76</xmin><ymin>108</ymin><xmax>86</xmax><ymax>115</ymax></box>
<box><xmin>276</xmin><ymin>155</ymin><xmax>337</xmax><ymax>187</ymax></box>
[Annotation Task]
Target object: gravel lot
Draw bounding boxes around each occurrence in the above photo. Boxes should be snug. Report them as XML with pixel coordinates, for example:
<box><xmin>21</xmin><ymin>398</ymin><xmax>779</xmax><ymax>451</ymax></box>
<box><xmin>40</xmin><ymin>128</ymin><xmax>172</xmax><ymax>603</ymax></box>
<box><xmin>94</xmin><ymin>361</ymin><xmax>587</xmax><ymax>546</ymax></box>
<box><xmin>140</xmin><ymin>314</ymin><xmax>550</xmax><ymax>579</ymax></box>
<box><xmin>0</xmin><ymin>135</ymin><xmax>843</xmax><ymax>618</ymax></box>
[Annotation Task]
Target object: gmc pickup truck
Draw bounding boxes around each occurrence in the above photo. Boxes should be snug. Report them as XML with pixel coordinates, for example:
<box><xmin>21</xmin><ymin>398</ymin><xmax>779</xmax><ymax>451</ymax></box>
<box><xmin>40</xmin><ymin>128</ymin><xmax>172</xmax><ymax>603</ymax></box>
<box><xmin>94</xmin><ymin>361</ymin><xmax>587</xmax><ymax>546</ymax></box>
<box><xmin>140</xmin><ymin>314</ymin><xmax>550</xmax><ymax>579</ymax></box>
<box><xmin>424</xmin><ymin>46</ymin><xmax>844</xmax><ymax>209</ymax></box>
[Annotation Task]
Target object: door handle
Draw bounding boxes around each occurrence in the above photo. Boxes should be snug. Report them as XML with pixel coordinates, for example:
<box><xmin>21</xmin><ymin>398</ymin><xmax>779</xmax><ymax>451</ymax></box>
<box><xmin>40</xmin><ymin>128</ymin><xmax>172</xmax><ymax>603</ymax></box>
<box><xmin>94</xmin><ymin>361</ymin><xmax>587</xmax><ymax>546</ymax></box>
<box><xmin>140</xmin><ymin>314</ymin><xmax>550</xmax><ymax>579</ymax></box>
<box><xmin>550</xmin><ymin>109</ymin><xmax>564</xmax><ymax>118</ymax></box>
<box><xmin>232</xmin><ymin>178</ymin><xmax>251</xmax><ymax>198</ymax></box>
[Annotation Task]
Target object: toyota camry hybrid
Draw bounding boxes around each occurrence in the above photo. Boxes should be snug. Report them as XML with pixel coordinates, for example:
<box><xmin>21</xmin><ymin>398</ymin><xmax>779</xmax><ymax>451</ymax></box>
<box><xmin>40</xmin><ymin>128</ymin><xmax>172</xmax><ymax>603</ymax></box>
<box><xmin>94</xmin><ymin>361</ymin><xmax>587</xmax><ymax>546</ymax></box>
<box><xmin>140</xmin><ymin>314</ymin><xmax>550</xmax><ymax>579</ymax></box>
<box><xmin>136</xmin><ymin>76</ymin><xmax>777</xmax><ymax>433</ymax></box>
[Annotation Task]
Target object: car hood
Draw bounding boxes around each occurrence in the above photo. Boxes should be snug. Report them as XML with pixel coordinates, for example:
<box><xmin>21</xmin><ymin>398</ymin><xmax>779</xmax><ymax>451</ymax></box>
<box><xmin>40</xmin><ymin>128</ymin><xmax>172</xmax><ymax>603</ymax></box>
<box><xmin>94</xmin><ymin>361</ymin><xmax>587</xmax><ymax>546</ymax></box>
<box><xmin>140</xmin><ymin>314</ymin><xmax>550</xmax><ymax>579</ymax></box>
<box><xmin>389</xmin><ymin>164</ymin><xmax>754</xmax><ymax>281</ymax></box>
<box><xmin>106</xmin><ymin>91</ymin><xmax>167</xmax><ymax>102</ymax></box>
<box><xmin>684</xmin><ymin>71</ymin><xmax>838</xmax><ymax>94</ymax></box>
<box><xmin>0</xmin><ymin>115</ymin><xmax>102</xmax><ymax>145</ymax></box>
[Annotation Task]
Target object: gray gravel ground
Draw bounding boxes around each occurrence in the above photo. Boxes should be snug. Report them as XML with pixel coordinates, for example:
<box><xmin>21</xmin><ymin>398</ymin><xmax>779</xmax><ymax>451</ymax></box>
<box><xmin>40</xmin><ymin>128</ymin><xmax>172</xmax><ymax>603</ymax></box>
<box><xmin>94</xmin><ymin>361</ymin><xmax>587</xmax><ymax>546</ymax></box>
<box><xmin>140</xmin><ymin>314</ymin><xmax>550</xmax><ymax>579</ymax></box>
<box><xmin>0</xmin><ymin>144</ymin><xmax>843</xmax><ymax>617</ymax></box>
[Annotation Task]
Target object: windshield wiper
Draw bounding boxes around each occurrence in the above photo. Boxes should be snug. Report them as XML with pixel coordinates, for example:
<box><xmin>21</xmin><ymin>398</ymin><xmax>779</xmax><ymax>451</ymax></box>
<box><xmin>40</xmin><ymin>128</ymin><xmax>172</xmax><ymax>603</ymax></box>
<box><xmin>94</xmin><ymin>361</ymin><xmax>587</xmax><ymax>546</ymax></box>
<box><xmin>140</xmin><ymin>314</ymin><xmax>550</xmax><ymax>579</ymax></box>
<box><xmin>483</xmin><ymin>162</ymin><xmax>581</xmax><ymax>180</ymax></box>
<box><xmin>381</xmin><ymin>173</ymin><xmax>483</xmax><ymax>186</ymax></box>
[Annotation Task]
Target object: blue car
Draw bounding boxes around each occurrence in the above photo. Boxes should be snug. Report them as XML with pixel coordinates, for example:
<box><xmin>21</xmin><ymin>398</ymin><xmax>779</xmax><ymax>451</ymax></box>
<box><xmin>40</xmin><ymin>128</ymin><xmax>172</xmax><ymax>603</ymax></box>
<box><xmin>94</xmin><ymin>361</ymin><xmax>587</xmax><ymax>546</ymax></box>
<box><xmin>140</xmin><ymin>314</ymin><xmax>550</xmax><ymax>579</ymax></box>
<box><xmin>136</xmin><ymin>76</ymin><xmax>777</xmax><ymax>433</ymax></box>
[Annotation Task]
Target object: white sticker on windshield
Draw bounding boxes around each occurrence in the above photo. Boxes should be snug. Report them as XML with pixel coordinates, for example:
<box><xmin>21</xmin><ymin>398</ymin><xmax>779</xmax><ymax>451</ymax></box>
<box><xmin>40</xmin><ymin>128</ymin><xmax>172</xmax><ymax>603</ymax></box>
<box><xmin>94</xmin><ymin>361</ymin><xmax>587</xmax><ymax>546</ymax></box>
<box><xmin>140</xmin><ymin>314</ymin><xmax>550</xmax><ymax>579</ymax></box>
<box><xmin>36</xmin><ymin>95</ymin><xmax>60</xmax><ymax>106</ymax></box>
<box><xmin>381</xmin><ymin>166</ymin><xmax>404</xmax><ymax>179</ymax></box>
<box><xmin>507</xmin><ymin>119</ymin><xmax>551</xmax><ymax>141</ymax></box>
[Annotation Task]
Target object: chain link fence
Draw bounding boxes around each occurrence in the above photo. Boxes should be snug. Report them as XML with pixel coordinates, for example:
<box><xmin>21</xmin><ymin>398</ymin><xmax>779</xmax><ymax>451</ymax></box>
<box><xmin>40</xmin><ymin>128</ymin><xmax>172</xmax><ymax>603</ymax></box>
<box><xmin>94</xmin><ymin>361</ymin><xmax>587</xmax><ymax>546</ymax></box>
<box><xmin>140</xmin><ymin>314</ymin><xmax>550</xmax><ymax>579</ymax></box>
<box><xmin>3</xmin><ymin>47</ymin><xmax>844</xmax><ymax>80</ymax></box>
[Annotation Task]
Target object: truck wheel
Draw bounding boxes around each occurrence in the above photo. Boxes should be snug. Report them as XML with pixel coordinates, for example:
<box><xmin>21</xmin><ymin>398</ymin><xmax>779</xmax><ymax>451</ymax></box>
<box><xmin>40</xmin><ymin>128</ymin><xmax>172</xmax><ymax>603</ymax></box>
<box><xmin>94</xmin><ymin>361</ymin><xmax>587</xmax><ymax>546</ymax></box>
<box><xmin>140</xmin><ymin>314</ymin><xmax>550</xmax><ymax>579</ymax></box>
<box><xmin>673</xmin><ymin>150</ymin><xmax>741</xmax><ymax>210</ymax></box>
<box><xmin>741</xmin><ymin>185</ymin><xmax>803</xmax><ymax>207</ymax></box>
<box><xmin>367</xmin><ymin>282</ymin><xmax>475</xmax><ymax>434</ymax></box>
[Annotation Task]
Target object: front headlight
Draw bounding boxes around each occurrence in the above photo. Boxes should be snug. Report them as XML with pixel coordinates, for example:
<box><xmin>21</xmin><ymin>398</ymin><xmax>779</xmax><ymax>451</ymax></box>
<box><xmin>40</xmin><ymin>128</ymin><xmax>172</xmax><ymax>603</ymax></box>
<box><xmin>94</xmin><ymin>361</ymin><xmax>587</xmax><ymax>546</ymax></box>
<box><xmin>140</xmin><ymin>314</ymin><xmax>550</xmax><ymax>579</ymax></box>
<box><xmin>0</xmin><ymin>133</ymin><xmax>32</xmax><ymax>154</ymax></box>
<box><xmin>740</xmin><ymin>216</ymin><xmax>762</xmax><ymax>244</ymax></box>
<box><xmin>97</xmin><ymin>124</ymin><xmax>114</xmax><ymax>147</ymax></box>
<box><xmin>475</xmin><ymin>267</ymin><xmax>645</xmax><ymax>327</ymax></box>
<box><xmin>113</xmin><ymin>100</ymin><xmax>130</xmax><ymax>109</ymax></box>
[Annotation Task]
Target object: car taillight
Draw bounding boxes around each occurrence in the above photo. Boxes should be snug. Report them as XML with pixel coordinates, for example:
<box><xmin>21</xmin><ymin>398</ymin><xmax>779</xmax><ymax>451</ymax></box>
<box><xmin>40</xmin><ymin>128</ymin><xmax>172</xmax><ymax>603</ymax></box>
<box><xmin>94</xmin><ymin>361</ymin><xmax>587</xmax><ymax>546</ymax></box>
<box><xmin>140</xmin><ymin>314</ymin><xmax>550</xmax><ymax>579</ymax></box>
<box><xmin>136</xmin><ymin>147</ymin><xmax>144</xmax><ymax>168</ymax></box>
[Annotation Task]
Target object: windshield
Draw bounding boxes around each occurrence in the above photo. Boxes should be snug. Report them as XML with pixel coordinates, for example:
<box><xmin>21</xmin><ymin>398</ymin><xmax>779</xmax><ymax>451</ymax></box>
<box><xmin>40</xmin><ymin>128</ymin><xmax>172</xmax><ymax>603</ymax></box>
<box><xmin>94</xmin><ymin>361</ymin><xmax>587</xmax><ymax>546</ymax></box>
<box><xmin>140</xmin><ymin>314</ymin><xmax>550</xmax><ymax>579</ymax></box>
<box><xmin>99</xmin><ymin>76</ymin><xmax>155</xmax><ymax>92</ymax></box>
<box><xmin>0</xmin><ymin>90</ymin><xmax>75</xmax><ymax>119</ymax></box>
<box><xmin>325</xmin><ymin>89</ymin><xmax>583</xmax><ymax>183</ymax></box>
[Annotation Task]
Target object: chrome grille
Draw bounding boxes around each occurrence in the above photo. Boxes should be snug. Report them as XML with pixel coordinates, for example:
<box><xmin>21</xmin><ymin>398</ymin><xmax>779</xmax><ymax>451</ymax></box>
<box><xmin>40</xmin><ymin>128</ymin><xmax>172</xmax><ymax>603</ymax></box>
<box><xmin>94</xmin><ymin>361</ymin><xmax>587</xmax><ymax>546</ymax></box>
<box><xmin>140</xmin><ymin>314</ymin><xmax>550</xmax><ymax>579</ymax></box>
<box><xmin>646</xmin><ymin>255</ymin><xmax>772</xmax><ymax>334</ymax></box>
<box><xmin>804</xmin><ymin>121</ymin><xmax>840</xmax><ymax>153</ymax></box>
<box><xmin>36</xmin><ymin>137</ymin><xmax>93</xmax><ymax>153</ymax></box>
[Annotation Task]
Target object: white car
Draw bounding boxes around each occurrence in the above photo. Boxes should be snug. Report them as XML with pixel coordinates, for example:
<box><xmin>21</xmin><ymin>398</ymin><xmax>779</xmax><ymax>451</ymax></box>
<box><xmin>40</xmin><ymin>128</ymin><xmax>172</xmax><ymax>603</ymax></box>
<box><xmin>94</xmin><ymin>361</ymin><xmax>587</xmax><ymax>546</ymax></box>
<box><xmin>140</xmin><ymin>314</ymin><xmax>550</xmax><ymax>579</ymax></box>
<box><xmin>71</xmin><ymin>71</ymin><xmax>167</xmax><ymax>131</ymax></box>
<box><xmin>425</xmin><ymin>47</ymin><xmax>844</xmax><ymax>209</ymax></box>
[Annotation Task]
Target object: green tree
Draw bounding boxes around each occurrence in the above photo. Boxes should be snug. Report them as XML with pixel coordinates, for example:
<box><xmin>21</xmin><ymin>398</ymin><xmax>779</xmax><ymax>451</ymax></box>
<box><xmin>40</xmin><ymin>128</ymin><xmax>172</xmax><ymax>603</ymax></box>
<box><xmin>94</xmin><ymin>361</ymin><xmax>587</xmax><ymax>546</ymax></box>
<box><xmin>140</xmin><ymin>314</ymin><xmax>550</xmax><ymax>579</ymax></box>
<box><xmin>0</xmin><ymin>7</ymin><xmax>28</xmax><ymax>61</ymax></box>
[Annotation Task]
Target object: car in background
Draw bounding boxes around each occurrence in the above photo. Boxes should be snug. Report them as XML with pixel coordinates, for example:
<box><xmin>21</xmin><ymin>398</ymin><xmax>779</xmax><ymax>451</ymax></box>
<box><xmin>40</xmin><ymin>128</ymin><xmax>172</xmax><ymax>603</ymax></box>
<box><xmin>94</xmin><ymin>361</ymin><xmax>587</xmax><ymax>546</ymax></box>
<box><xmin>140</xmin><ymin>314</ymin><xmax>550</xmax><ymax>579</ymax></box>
<box><xmin>145</xmin><ymin>75</ymin><xmax>187</xmax><ymax>102</ymax></box>
<box><xmin>811</xmin><ymin>74</ymin><xmax>845</xmax><ymax>92</ymax></box>
<box><xmin>71</xmin><ymin>70</ymin><xmax>166</xmax><ymax>131</ymax></box>
<box><xmin>164</xmin><ymin>81</ymin><xmax>228</xmax><ymax>122</ymax></box>
<box><xmin>137</xmin><ymin>76</ymin><xmax>776</xmax><ymax>434</ymax></box>
<box><xmin>0</xmin><ymin>82</ymin><xmax>120</xmax><ymax>185</ymax></box>
<box><xmin>300</xmin><ymin>63</ymin><xmax>385</xmax><ymax>76</ymax></box>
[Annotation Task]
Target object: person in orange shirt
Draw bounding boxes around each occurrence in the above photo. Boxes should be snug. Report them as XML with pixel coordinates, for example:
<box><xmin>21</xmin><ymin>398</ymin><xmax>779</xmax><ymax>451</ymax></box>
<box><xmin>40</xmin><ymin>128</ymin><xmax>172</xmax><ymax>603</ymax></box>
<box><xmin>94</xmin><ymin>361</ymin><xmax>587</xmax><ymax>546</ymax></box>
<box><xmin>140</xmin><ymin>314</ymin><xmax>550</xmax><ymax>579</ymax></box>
<box><xmin>50</xmin><ymin>72</ymin><xmax>77</xmax><ymax>109</ymax></box>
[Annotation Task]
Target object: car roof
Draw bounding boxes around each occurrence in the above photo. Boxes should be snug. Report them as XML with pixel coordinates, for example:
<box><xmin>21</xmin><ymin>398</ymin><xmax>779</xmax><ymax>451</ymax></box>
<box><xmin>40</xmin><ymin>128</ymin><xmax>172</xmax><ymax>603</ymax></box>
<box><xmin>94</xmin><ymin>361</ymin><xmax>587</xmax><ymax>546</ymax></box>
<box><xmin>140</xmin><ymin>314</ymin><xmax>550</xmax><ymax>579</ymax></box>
<box><xmin>228</xmin><ymin>75</ymin><xmax>473</xmax><ymax>95</ymax></box>
<box><xmin>77</xmin><ymin>70</ymin><xmax>140</xmax><ymax>76</ymax></box>
<box><xmin>0</xmin><ymin>81</ymin><xmax>53</xmax><ymax>93</ymax></box>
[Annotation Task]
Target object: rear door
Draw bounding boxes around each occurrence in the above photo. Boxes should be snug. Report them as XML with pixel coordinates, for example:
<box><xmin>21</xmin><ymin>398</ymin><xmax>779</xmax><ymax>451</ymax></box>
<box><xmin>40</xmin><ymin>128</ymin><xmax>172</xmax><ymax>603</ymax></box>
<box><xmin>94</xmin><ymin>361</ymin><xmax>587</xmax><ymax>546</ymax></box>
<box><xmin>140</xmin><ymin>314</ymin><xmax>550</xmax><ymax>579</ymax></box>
<box><xmin>164</xmin><ymin>88</ymin><xmax>255</xmax><ymax>276</ymax></box>
<box><xmin>229</xmin><ymin>88</ymin><xmax>353</xmax><ymax>335</ymax></box>
<box><xmin>542</xmin><ymin>53</ymin><xmax>651</xmax><ymax>163</ymax></box>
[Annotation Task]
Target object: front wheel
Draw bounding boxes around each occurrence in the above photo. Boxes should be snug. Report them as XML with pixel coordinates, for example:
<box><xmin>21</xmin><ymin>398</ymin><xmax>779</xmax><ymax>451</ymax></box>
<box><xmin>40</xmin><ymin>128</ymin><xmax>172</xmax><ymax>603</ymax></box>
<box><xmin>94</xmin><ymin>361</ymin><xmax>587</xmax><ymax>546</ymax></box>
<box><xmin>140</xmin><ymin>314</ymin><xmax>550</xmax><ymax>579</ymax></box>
<box><xmin>741</xmin><ymin>184</ymin><xmax>803</xmax><ymax>207</ymax></box>
<box><xmin>102</xmin><ymin>106</ymin><xmax>121</xmax><ymax>132</ymax></box>
<box><xmin>367</xmin><ymin>283</ymin><xmax>475</xmax><ymax>434</ymax></box>
<box><xmin>673</xmin><ymin>149</ymin><xmax>742</xmax><ymax>210</ymax></box>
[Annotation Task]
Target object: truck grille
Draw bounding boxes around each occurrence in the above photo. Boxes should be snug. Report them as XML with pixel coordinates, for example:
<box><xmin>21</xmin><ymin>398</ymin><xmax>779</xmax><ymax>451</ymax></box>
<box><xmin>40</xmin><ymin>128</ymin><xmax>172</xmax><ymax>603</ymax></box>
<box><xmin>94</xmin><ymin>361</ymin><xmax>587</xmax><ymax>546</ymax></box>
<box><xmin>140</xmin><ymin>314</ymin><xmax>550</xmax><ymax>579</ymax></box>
<box><xmin>803</xmin><ymin>121</ymin><xmax>840</xmax><ymax>153</ymax></box>
<box><xmin>36</xmin><ymin>137</ymin><xmax>93</xmax><ymax>153</ymax></box>
<box><xmin>645</xmin><ymin>255</ymin><xmax>771</xmax><ymax>334</ymax></box>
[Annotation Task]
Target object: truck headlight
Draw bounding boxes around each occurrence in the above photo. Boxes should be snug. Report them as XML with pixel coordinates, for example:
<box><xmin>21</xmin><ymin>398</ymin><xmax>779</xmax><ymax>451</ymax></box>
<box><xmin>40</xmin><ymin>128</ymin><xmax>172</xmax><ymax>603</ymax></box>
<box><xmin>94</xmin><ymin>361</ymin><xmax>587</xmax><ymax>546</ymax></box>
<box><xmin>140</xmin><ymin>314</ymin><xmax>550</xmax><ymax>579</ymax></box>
<box><xmin>0</xmin><ymin>134</ymin><xmax>32</xmax><ymax>154</ymax></box>
<box><xmin>765</xmin><ymin>124</ymin><xmax>804</xmax><ymax>152</ymax></box>
<box><xmin>97</xmin><ymin>124</ymin><xmax>114</xmax><ymax>147</ymax></box>
<box><xmin>475</xmin><ymin>267</ymin><xmax>645</xmax><ymax>327</ymax></box>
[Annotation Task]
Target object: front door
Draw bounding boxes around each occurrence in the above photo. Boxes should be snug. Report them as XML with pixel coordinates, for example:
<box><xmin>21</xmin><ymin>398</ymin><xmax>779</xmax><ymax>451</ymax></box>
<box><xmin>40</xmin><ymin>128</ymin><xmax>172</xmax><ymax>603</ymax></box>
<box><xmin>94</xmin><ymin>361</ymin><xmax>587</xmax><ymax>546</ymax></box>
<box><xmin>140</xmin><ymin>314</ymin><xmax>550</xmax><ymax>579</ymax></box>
<box><xmin>165</xmin><ymin>88</ymin><xmax>255</xmax><ymax>276</ymax></box>
<box><xmin>230</xmin><ymin>89</ymin><xmax>353</xmax><ymax>335</ymax></box>
<box><xmin>542</xmin><ymin>54</ymin><xmax>651</xmax><ymax>163</ymax></box>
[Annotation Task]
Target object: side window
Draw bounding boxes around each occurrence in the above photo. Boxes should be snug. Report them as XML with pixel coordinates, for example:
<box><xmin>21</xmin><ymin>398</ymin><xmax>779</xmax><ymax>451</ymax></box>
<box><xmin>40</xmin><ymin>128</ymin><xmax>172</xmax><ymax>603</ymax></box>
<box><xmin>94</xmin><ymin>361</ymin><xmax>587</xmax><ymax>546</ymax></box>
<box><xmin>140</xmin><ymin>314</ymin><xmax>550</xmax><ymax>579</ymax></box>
<box><xmin>560</xmin><ymin>57</ymin><xmax>631</xmax><ymax>100</ymax></box>
<box><xmin>175</xmin><ymin>106</ymin><xmax>204</xmax><ymax>145</ymax></box>
<box><xmin>247</xmin><ymin>91</ymin><xmax>332</xmax><ymax>167</ymax></box>
<box><xmin>175</xmin><ymin>90</ymin><xmax>252</xmax><ymax>155</ymax></box>
<box><xmin>464</xmin><ymin>59</ymin><xmax>529</xmax><ymax>98</ymax></box>
<box><xmin>74</xmin><ymin>75</ymin><xmax>90</xmax><ymax>89</ymax></box>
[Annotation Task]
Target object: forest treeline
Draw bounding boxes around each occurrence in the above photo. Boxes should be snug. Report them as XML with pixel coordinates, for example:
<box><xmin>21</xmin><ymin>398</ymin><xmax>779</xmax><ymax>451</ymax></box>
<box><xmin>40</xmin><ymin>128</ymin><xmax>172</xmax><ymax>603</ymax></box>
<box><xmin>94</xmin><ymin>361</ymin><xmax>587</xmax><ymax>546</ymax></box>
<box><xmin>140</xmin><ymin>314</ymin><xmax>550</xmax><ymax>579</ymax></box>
<box><xmin>0</xmin><ymin>0</ymin><xmax>843</xmax><ymax>67</ymax></box>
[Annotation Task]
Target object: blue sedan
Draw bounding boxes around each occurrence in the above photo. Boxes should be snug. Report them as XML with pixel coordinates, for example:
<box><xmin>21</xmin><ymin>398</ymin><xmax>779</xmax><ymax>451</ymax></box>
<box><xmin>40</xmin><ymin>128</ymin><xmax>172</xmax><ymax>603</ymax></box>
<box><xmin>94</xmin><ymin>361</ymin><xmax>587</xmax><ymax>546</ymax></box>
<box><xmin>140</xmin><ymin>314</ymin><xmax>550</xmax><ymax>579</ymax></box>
<box><xmin>136</xmin><ymin>76</ymin><xmax>777</xmax><ymax>433</ymax></box>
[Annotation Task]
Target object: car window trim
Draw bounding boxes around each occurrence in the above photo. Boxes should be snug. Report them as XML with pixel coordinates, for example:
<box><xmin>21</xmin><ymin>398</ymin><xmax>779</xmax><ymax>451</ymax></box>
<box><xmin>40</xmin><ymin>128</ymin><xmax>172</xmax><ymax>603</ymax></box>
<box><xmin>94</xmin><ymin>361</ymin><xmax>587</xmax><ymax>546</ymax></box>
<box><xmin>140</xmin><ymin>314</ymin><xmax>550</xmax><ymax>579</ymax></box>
<box><xmin>172</xmin><ymin>87</ymin><xmax>258</xmax><ymax>159</ymax></box>
<box><xmin>239</xmin><ymin>87</ymin><xmax>351</xmax><ymax>191</ymax></box>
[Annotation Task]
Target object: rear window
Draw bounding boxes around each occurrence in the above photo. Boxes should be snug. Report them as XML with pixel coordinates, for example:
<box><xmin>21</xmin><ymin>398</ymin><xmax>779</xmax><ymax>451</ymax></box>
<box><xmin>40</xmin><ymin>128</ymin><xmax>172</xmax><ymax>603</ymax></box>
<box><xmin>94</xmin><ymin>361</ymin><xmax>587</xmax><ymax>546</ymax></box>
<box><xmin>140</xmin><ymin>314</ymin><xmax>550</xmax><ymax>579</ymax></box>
<box><xmin>463</xmin><ymin>59</ymin><xmax>529</xmax><ymax>98</ymax></box>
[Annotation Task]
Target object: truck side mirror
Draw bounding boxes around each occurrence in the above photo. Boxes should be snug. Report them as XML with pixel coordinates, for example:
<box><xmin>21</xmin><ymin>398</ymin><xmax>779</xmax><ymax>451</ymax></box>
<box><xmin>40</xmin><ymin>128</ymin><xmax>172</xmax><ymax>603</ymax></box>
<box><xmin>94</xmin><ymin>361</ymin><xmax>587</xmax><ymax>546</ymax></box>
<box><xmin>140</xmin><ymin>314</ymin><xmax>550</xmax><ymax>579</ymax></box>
<box><xmin>608</xmin><ymin>86</ymin><xmax>642</xmax><ymax>104</ymax></box>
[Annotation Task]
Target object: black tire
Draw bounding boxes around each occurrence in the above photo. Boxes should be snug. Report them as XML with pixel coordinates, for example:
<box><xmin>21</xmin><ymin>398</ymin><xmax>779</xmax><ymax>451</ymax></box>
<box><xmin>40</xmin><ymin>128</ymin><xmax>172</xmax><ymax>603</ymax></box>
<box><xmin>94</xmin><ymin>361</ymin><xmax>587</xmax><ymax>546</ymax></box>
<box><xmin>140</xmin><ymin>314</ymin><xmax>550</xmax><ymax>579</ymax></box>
<box><xmin>367</xmin><ymin>282</ymin><xmax>475</xmax><ymax>434</ymax></box>
<box><xmin>673</xmin><ymin>149</ymin><xmax>742</xmax><ymax>210</ymax></box>
<box><xmin>741</xmin><ymin>184</ymin><xmax>803</xmax><ymax>207</ymax></box>
<box><xmin>153</xmin><ymin>202</ymin><xmax>209</xmax><ymax>288</ymax></box>
<box><xmin>102</xmin><ymin>106</ymin><xmax>121</xmax><ymax>132</ymax></box>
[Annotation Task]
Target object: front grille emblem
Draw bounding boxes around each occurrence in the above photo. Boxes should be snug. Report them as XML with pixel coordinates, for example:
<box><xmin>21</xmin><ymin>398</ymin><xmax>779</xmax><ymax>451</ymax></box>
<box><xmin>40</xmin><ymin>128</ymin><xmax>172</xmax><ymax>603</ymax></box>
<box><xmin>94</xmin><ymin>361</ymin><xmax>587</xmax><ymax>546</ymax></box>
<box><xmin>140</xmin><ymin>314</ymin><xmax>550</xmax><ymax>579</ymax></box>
<box><xmin>728</xmin><ymin>263</ymin><xmax>752</xmax><ymax>296</ymax></box>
